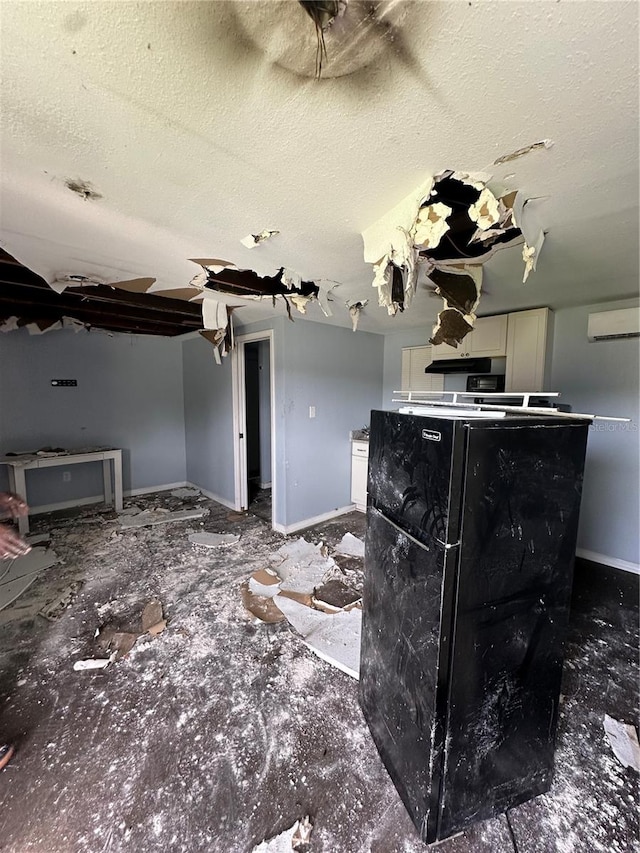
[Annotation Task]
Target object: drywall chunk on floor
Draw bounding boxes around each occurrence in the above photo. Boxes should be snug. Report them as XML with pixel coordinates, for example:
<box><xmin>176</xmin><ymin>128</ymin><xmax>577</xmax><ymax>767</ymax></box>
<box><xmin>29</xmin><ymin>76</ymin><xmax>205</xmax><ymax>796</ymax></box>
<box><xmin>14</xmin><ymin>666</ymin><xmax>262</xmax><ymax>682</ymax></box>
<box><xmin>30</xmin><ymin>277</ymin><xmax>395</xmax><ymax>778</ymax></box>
<box><xmin>240</xmin><ymin>581</ymin><xmax>286</xmax><ymax>624</ymax></box>
<box><xmin>270</xmin><ymin>538</ymin><xmax>335</xmax><ymax>595</ymax></box>
<box><xmin>312</xmin><ymin>579</ymin><xmax>361</xmax><ymax>613</ymax></box>
<box><xmin>251</xmin><ymin>816</ymin><xmax>313</xmax><ymax>852</ymax></box>
<box><xmin>334</xmin><ymin>533</ymin><xmax>365</xmax><ymax>559</ymax></box>
<box><xmin>0</xmin><ymin>547</ymin><xmax>59</xmax><ymax>611</ymax></box>
<box><xmin>274</xmin><ymin>594</ymin><xmax>361</xmax><ymax>679</ymax></box>
<box><xmin>120</xmin><ymin>508</ymin><xmax>208</xmax><ymax>529</ymax></box>
<box><xmin>170</xmin><ymin>487</ymin><xmax>201</xmax><ymax>498</ymax></box>
<box><xmin>604</xmin><ymin>714</ymin><xmax>640</xmax><ymax>772</ymax></box>
<box><xmin>248</xmin><ymin>568</ymin><xmax>282</xmax><ymax>598</ymax></box>
<box><xmin>188</xmin><ymin>532</ymin><xmax>240</xmax><ymax>548</ymax></box>
<box><xmin>39</xmin><ymin>581</ymin><xmax>83</xmax><ymax>621</ymax></box>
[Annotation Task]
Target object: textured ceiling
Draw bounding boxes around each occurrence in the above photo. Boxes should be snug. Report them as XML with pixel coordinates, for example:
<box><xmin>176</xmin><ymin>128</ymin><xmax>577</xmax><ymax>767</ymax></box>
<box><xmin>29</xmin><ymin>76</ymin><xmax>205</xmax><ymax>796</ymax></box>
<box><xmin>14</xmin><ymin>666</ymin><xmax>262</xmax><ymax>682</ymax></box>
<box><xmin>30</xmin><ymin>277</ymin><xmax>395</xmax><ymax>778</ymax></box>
<box><xmin>1</xmin><ymin>0</ymin><xmax>638</xmax><ymax>336</ymax></box>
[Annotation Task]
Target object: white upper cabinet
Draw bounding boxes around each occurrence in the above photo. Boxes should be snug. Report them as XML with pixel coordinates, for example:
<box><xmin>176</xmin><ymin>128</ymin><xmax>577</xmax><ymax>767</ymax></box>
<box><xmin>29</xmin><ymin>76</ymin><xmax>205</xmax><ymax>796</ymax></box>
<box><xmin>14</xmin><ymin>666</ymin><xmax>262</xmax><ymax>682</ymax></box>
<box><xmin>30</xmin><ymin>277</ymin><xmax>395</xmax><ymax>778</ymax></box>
<box><xmin>401</xmin><ymin>346</ymin><xmax>445</xmax><ymax>393</ymax></box>
<box><xmin>505</xmin><ymin>307</ymin><xmax>551</xmax><ymax>391</ymax></box>
<box><xmin>431</xmin><ymin>314</ymin><xmax>508</xmax><ymax>361</ymax></box>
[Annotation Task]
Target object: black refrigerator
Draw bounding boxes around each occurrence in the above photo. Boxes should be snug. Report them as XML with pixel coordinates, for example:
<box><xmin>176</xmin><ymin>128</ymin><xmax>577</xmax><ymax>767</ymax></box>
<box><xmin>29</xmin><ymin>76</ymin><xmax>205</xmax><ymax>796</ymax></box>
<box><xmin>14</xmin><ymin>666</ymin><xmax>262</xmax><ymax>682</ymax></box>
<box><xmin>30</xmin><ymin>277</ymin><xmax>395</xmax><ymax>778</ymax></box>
<box><xmin>360</xmin><ymin>409</ymin><xmax>589</xmax><ymax>844</ymax></box>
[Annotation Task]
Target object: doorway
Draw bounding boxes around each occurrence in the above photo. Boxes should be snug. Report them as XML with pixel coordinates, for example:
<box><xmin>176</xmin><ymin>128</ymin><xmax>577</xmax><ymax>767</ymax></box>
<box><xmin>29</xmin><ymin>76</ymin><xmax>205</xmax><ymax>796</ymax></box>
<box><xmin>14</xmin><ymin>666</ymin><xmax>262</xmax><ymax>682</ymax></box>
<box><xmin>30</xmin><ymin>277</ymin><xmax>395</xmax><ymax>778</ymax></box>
<box><xmin>232</xmin><ymin>331</ymin><xmax>275</xmax><ymax>526</ymax></box>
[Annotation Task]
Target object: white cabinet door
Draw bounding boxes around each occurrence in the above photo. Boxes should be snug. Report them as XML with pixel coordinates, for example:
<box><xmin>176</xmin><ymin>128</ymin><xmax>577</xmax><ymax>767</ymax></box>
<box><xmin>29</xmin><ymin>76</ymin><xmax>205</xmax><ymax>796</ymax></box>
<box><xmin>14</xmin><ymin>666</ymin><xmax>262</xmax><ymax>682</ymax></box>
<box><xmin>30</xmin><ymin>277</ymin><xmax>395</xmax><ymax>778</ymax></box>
<box><xmin>401</xmin><ymin>346</ymin><xmax>445</xmax><ymax>393</ymax></box>
<box><xmin>468</xmin><ymin>315</ymin><xmax>508</xmax><ymax>357</ymax></box>
<box><xmin>351</xmin><ymin>449</ymin><xmax>368</xmax><ymax>511</ymax></box>
<box><xmin>505</xmin><ymin>308</ymin><xmax>550</xmax><ymax>392</ymax></box>
<box><xmin>430</xmin><ymin>315</ymin><xmax>508</xmax><ymax>360</ymax></box>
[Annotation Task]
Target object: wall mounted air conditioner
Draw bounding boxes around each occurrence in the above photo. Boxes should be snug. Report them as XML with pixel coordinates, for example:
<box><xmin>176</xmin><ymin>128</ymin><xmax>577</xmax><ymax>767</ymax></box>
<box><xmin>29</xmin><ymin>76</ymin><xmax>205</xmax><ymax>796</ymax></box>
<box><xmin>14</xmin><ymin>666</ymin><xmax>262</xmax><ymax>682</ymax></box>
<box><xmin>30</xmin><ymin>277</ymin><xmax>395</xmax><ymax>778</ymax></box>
<box><xmin>587</xmin><ymin>308</ymin><xmax>640</xmax><ymax>341</ymax></box>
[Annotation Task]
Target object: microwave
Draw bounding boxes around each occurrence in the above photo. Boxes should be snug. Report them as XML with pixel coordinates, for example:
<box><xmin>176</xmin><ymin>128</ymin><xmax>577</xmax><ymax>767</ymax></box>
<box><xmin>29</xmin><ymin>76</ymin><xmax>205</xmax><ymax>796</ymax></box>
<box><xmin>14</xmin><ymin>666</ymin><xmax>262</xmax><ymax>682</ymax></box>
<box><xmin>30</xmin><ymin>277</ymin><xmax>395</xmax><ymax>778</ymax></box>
<box><xmin>466</xmin><ymin>374</ymin><xmax>505</xmax><ymax>392</ymax></box>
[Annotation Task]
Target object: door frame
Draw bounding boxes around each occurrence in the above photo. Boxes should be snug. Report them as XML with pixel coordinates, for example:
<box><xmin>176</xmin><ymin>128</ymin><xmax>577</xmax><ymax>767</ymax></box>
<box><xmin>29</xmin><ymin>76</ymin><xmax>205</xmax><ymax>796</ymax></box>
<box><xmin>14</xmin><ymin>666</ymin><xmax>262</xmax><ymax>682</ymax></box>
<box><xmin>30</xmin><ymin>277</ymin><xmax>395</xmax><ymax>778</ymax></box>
<box><xmin>231</xmin><ymin>330</ymin><xmax>276</xmax><ymax>525</ymax></box>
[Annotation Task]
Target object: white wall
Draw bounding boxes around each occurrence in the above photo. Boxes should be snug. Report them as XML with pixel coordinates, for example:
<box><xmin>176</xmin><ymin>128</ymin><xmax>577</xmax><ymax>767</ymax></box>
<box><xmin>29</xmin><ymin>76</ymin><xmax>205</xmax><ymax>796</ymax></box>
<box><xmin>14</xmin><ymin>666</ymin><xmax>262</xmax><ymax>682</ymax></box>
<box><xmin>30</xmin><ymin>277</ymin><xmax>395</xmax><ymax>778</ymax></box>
<box><xmin>0</xmin><ymin>328</ymin><xmax>186</xmax><ymax>508</ymax></box>
<box><xmin>550</xmin><ymin>298</ymin><xmax>639</xmax><ymax>569</ymax></box>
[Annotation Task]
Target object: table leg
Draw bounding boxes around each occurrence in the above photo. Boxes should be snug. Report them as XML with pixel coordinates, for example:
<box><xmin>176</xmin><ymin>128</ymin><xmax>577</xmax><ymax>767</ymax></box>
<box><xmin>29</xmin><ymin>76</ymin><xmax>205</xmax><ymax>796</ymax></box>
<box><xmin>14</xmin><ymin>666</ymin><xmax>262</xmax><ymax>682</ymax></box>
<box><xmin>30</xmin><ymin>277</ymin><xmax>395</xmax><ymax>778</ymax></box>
<box><xmin>103</xmin><ymin>459</ymin><xmax>113</xmax><ymax>506</ymax></box>
<box><xmin>11</xmin><ymin>467</ymin><xmax>30</xmax><ymax>536</ymax></box>
<box><xmin>113</xmin><ymin>453</ymin><xmax>123</xmax><ymax>512</ymax></box>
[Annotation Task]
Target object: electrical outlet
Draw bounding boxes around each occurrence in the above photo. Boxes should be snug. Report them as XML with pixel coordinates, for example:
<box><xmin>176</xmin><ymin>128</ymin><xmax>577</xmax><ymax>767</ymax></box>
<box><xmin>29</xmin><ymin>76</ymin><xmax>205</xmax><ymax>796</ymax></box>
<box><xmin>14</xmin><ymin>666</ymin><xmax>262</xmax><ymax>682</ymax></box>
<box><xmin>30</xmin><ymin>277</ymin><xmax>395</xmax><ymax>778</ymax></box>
<box><xmin>309</xmin><ymin>406</ymin><xmax>316</xmax><ymax>419</ymax></box>
<box><xmin>51</xmin><ymin>379</ymin><xmax>77</xmax><ymax>387</ymax></box>
<box><xmin>62</xmin><ymin>471</ymin><xmax>71</xmax><ymax>482</ymax></box>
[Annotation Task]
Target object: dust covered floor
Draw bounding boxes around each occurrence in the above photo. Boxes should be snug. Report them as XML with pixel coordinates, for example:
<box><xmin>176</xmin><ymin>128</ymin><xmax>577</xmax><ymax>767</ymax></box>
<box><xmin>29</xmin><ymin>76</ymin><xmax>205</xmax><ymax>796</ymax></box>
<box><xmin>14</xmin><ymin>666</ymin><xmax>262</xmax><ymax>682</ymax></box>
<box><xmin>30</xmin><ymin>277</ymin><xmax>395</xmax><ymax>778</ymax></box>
<box><xmin>0</xmin><ymin>493</ymin><xmax>637</xmax><ymax>853</ymax></box>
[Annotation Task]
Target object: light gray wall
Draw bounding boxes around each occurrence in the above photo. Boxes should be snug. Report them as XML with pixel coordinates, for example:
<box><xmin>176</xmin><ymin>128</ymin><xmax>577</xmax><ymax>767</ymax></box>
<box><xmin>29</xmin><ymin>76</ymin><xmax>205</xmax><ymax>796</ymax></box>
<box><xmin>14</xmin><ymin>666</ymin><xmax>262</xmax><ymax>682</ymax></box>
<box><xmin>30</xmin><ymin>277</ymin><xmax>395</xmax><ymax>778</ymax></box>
<box><xmin>550</xmin><ymin>298</ymin><xmax>639</xmax><ymax>566</ymax></box>
<box><xmin>0</xmin><ymin>328</ymin><xmax>186</xmax><ymax>507</ymax></box>
<box><xmin>280</xmin><ymin>320</ymin><xmax>384</xmax><ymax>527</ymax></box>
<box><xmin>182</xmin><ymin>334</ymin><xmax>236</xmax><ymax>505</ymax></box>
<box><xmin>258</xmin><ymin>339</ymin><xmax>272</xmax><ymax>486</ymax></box>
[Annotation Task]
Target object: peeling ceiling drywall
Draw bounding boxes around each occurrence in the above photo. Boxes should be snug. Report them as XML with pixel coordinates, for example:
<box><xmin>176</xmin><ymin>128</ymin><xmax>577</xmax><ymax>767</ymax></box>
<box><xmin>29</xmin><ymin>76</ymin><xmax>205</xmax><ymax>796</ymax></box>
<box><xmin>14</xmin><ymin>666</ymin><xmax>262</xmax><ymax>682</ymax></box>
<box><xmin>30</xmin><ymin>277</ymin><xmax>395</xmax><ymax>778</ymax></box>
<box><xmin>0</xmin><ymin>0</ymin><xmax>638</xmax><ymax>338</ymax></box>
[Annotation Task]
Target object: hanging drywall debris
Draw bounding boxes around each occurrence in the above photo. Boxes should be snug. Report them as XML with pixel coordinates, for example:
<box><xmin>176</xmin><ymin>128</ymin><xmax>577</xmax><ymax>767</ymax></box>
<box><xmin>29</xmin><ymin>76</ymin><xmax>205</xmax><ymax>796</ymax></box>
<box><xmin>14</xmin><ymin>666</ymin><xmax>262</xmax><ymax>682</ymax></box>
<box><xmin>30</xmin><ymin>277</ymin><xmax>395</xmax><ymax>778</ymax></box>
<box><xmin>189</xmin><ymin>258</ymin><xmax>237</xmax><ymax>274</ymax></box>
<box><xmin>430</xmin><ymin>307</ymin><xmax>473</xmax><ymax>347</ymax></box>
<box><xmin>109</xmin><ymin>277</ymin><xmax>157</xmax><ymax>294</ymax></box>
<box><xmin>427</xmin><ymin>266</ymin><xmax>481</xmax><ymax>313</ymax></box>
<box><xmin>0</xmin><ymin>317</ymin><xmax>20</xmax><ymax>332</ymax></box>
<box><xmin>26</xmin><ymin>319</ymin><xmax>63</xmax><ymax>335</ymax></box>
<box><xmin>62</xmin><ymin>317</ymin><xmax>88</xmax><ymax>333</ymax></box>
<box><xmin>493</xmin><ymin>139</ymin><xmax>553</xmax><ymax>166</ymax></box>
<box><xmin>240</xmin><ymin>229</ymin><xmax>280</xmax><ymax>249</ymax></box>
<box><xmin>604</xmin><ymin>714</ymin><xmax>640</xmax><ymax>773</ymax></box>
<box><xmin>362</xmin><ymin>168</ymin><xmax>546</xmax><ymax>347</ymax></box>
<box><xmin>412</xmin><ymin>202</ymin><xmax>452</xmax><ymax>249</ymax></box>
<box><xmin>512</xmin><ymin>193</ymin><xmax>547</xmax><ymax>283</ymax></box>
<box><xmin>49</xmin><ymin>273</ymin><xmax>105</xmax><ymax>294</ymax></box>
<box><xmin>201</xmin><ymin>295</ymin><xmax>229</xmax><ymax>332</ymax></box>
<box><xmin>251</xmin><ymin>815</ymin><xmax>314</xmax><ymax>853</ymax></box>
<box><xmin>346</xmin><ymin>299</ymin><xmax>367</xmax><ymax>331</ymax></box>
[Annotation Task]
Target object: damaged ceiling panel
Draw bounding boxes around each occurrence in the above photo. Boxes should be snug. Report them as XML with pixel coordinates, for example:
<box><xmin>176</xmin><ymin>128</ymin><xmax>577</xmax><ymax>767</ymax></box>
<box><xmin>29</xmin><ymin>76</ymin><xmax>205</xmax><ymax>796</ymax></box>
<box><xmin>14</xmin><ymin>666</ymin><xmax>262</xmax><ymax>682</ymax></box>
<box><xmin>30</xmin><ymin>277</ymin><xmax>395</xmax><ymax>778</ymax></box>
<box><xmin>362</xmin><ymin>169</ymin><xmax>546</xmax><ymax>347</ymax></box>
<box><xmin>0</xmin><ymin>249</ymin><xmax>204</xmax><ymax>338</ymax></box>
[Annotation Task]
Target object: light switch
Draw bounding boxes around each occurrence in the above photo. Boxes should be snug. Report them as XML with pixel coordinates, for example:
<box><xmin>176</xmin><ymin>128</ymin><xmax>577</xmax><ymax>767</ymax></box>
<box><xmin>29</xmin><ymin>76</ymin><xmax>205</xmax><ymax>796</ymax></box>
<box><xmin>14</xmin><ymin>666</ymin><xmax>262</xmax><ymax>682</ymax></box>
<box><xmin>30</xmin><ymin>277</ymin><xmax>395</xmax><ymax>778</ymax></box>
<box><xmin>309</xmin><ymin>406</ymin><xmax>316</xmax><ymax>419</ymax></box>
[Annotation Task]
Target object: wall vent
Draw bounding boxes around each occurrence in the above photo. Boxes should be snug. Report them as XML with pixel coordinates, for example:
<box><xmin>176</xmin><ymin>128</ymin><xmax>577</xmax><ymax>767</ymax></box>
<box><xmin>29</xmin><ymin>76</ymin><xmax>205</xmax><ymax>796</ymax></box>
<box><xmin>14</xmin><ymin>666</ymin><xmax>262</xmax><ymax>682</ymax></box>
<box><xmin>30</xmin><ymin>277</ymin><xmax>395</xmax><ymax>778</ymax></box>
<box><xmin>587</xmin><ymin>308</ymin><xmax>640</xmax><ymax>341</ymax></box>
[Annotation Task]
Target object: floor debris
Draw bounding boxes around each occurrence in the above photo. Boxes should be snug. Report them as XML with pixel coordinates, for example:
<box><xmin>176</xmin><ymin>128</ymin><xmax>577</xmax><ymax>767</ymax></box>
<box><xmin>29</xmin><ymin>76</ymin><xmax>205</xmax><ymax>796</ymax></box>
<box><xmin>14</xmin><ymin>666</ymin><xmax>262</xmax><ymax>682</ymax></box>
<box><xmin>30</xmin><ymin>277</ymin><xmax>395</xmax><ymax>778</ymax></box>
<box><xmin>95</xmin><ymin>599</ymin><xmax>167</xmax><ymax>660</ymax></box>
<box><xmin>188</xmin><ymin>531</ymin><xmax>240</xmax><ymax>547</ymax></box>
<box><xmin>270</xmin><ymin>538</ymin><xmax>334</xmax><ymax>594</ymax></box>
<box><xmin>604</xmin><ymin>714</ymin><xmax>640</xmax><ymax>772</ymax></box>
<box><xmin>73</xmin><ymin>655</ymin><xmax>114</xmax><ymax>671</ymax></box>
<box><xmin>240</xmin><ymin>581</ymin><xmax>286</xmax><ymax>624</ymax></box>
<box><xmin>39</xmin><ymin>581</ymin><xmax>83</xmax><ymax>621</ymax></box>
<box><xmin>25</xmin><ymin>532</ymin><xmax>51</xmax><ymax>545</ymax></box>
<box><xmin>312</xmin><ymin>579</ymin><xmax>361</xmax><ymax>614</ymax></box>
<box><xmin>251</xmin><ymin>816</ymin><xmax>313</xmax><ymax>853</ymax></box>
<box><xmin>119</xmin><ymin>508</ymin><xmax>208</xmax><ymax>529</ymax></box>
<box><xmin>0</xmin><ymin>547</ymin><xmax>59</xmax><ymax>611</ymax></box>
<box><xmin>170</xmin><ymin>487</ymin><xmax>202</xmax><ymax>499</ymax></box>
<box><xmin>274</xmin><ymin>594</ymin><xmax>361</xmax><ymax>679</ymax></box>
<box><xmin>334</xmin><ymin>532</ymin><xmax>365</xmax><ymax>559</ymax></box>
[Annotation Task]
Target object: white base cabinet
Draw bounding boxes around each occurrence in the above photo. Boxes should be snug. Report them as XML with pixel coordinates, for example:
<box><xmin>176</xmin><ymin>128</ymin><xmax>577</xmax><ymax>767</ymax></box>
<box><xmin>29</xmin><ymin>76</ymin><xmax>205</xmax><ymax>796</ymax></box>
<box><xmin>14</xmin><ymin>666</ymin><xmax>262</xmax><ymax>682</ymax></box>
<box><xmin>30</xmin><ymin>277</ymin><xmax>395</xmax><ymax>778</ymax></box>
<box><xmin>351</xmin><ymin>440</ymin><xmax>369</xmax><ymax>512</ymax></box>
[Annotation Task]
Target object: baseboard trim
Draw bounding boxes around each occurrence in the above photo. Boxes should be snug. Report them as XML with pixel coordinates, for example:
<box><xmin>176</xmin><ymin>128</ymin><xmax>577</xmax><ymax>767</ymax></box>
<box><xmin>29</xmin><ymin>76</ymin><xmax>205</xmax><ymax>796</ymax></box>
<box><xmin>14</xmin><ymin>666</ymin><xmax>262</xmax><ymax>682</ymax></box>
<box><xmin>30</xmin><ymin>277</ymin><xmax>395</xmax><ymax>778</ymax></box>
<box><xmin>576</xmin><ymin>548</ymin><xmax>640</xmax><ymax>575</ymax></box>
<box><xmin>273</xmin><ymin>504</ymin><xmax>356</xmax><ymax>536</ymax></box>
<box><xmin>29</xmin><ymin>482</ymin><xmax>189</xmax><ymax>515</ymax></box>
<box><xmin>185</xmin><ymin>483</ymin><xmax>236</xmax><ymax>511</ymax></box>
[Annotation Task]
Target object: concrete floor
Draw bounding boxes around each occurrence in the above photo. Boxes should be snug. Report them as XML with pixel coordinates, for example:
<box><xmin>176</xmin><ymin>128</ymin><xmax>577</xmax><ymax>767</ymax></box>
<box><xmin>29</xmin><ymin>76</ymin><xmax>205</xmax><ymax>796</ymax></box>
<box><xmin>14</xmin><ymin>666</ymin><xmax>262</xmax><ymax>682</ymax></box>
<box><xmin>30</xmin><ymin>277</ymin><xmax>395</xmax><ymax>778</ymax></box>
<box><xmin>0</xmin><ymin>492</ymin><xmax>637</xmax><ymax>852</ymax></box>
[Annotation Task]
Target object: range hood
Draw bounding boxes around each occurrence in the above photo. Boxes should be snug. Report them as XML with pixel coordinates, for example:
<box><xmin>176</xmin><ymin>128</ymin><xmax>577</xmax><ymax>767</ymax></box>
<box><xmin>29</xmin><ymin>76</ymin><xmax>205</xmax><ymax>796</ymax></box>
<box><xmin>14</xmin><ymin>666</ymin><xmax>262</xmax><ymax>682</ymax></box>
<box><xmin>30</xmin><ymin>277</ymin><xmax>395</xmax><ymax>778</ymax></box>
<box><xmin>425</xmin><ymin>357</ymin><xmax>491</xmax><ymax>374</ymax></box>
